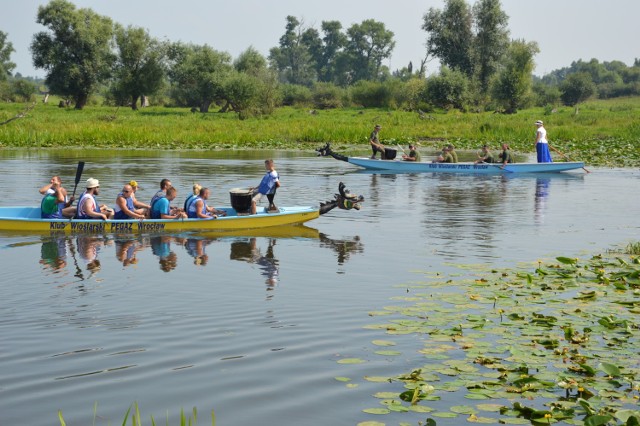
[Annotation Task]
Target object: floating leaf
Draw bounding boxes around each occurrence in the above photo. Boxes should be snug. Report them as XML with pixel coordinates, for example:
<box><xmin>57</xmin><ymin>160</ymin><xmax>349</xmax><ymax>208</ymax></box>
<box><xmin>372</xmin><ymin>340</ymin><xmax>396</xmax><ymax>347</ymax></box>
<box><xmin>362</xmin><ymin>408</ymin><xmax>390</xmax><ymax>415</ymax></box>
<box><xmin>598</xmin><ymin>362</ymin><xmax>621</xmax><ymax>378</ymax></box>
<box><xmin>450</xmin><ymin>405</ymin><xmax>477</xmax><ymax>414</ymax></box>
<box><xmin>337</xmin><ymin>358</ymin><xmax>366</xmax><ymax>364</ymax></box>
<box><xmin>374</xmin><ymin>350</ymin><xmax>402</xmax><ymax>356</ymax></box>
<box><xmin>334</xmin><ymin>377</ymin><xmax>351</xmax><ymax>382</ymax></box>
<box><xmin>357</xmin><ymin>422</ymin><xmax>385</xmax><ymax>426</ymax></box>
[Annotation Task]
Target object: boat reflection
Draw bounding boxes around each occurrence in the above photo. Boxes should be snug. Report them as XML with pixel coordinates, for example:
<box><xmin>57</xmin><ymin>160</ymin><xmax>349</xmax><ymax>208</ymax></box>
<box><xmin>33</xmin><ymin>224</ymin><xmax>364</xmax><ymax>279</ymax></box>
<box><xmin>230</xmin><ymin>238</ymin><xmax>280</xmax><ymax>288</ymax></box>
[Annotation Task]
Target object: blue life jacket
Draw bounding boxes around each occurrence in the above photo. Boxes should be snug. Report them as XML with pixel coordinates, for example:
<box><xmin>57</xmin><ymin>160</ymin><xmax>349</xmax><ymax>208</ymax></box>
<box><xmin>41</xmin><ymin>193</ymin><xmax>63</xmax><ymax>219</ymax></box>
<box><xmin>187</xmin><ymin>196</ymin><xmax>208</xmax><ymax>218</ymax></box>
<box><xmin>76</xmin><ymin>192</ymin><xmax>101</xmax><ymax>219</ymax></box>
<box><xmin>114</xmin><ymin>192</ymin><xmax>135</xmax><ymax>220</ymax></box>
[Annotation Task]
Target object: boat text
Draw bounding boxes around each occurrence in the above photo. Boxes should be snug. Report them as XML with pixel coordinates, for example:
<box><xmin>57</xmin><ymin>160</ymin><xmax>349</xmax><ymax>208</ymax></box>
<box><xmin>49</xmin><ymin>221</ymin><xmax>166</xmax><ymax>233</ymax></box>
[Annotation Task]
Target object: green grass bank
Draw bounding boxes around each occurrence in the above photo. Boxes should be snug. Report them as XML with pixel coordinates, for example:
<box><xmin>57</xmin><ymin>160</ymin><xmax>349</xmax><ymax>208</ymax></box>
<box><xmin>2</xmin><ymin>97</ymin><xmax>640</xmax><ymax>166</ymax></box>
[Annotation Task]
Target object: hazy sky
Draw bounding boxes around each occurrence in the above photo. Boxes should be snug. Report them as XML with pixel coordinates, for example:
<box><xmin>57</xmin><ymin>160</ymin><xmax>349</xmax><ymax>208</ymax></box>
<box><xmin>2</xmin><ymin>0</ymin><xmax>639</xmax><ymax>78</ymax></box>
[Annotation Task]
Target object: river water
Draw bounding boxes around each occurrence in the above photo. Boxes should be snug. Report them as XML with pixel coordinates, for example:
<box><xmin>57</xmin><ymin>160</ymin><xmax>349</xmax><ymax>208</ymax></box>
<box><xmin>0</xmin><ymin>149</ymin><xmax>638</xmax><ymax>425</ymax></box>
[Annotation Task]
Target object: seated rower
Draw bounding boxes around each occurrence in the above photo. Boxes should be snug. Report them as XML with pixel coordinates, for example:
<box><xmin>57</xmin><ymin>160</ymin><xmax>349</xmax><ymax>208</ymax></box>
<box><xmin>186</xmin><ymin>187</ymin><xmax>226</xmax><ymax>219</ymax></box>
<box><xmin>114</xmin><ymin>184</ymin><xmax>146</xmax><ymax>220</ymax></box>
<box><xmin>433</xmin><ymin>146</ymin><xmax>454</xmax><ymax>163</ymax></box>
<box><xmin>446</xmin><ymin>144</ymin><xmax>458</xmax><ymax>163</ymax></box>
<box><xmin>151</xmin><ymin>187</ymin><xmax>187</xmax><ymax>219</ymax></box>
<box><xmin>129</xmin><ymin>180</ymin><xmax>150</xmax><ymax>216</ymax></box>
<box><xmin>40</xmin><ymin>180</ymin><xmax>66</xmax><ymax>219</ymax></box>
<box><xmin>76</xmin><ymin>178</ymin><xmax>114</xmax><ymax>220</ymax></box>
<box><xmin>475</xmin><ymin>145</ymin><xmax>495</xmax><ymax>164</ymax></box>
<box><xmin>183</xmin><ymin>182</ymin><xmax>202</xmax><ymax>212</ymax></box>
<box><xmin>498</xmin><ymin>143</ymin><xmax>514</xmax><ymax>165</ymax></box>
<box><xmin>402</xmin><ymin>144</ymin><xmax>421</xmax><ymax>162</ymax></box>
<box><xmin>39</xmin><ymin>175</ymin><xmax>76</xmax><ymax>218</ymax></box>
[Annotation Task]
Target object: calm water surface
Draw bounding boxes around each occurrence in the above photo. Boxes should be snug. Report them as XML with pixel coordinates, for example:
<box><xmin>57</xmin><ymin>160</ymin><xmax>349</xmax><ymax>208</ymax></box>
<box><xmin>0</xmin><ymin>149</ymin><xmax>638</xmax><ymax>425</ymax></box>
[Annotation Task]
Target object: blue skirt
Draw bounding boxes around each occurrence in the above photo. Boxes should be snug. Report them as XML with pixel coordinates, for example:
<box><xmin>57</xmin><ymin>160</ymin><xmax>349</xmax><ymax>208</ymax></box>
<box><xmin>536</xmin><ymin>143</ymin><xmax>553</xmax><ymax>163</ymax></box>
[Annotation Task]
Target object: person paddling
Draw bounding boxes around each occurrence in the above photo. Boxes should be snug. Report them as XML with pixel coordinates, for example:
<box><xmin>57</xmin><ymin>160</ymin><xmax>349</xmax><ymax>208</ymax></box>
<box><xmin>369</xmin><ymin>124</ymin><xmax>386</xmax><ymax>159</ymax></box>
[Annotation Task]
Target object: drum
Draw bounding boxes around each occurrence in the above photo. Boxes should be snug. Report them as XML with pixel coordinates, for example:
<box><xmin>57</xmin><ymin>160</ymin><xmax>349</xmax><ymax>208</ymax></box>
<box><xmin>383</xmin><ymin>148</ymin><xmax>397</xmax><ymax>160</ymax></box>
<box><xmin>229</xmin><ymin>188</ymin><xmax>253</xmax><ymax>213</ymax></box>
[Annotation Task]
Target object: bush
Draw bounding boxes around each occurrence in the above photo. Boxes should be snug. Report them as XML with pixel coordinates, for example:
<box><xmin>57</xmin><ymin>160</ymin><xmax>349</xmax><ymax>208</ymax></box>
<box><xmin>311</xmin><ymin>82</ymin><xmax>344</xmax><ymax>109</ymax></box>
<box><xmin>10</xmin><ymin>80</ymin><xmax>37</xmax><ymax>102</ymax></box>
<box><xmin>279</xmin><ymin>84</ymin><xmax>312</xmax><ymax>106</ymax></box>
<box><xmin>350</xmin><ymin>80</ymin><xmax>393</xmax><ymax>108</ymax></box>
<box><xmin>425</xmin><ymin>67</ymin><xmax>470</xmax><ymax>111</ymax></box>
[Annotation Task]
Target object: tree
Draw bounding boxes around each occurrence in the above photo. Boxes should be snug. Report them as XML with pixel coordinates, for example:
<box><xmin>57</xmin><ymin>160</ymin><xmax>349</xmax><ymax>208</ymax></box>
<box><xmin>31</xmin><ymin>0</ymin><xmax>114</xmax><ymax>109</ymax></box>
<box><xmin>472</xmin><ymin>0</ymin><xmax>509</xmax><ymax>92</ymax></box>
<box><xmin>560</xmin><ymin>72</ymin><xmax>596</xmax><ymax>108</ymax></box>
<box><xmin>425</xmin><ymin>66</ymin><xmax>471</xmax><ymax>110</ymax></box>
<box><xmin>230</xmin><ymin>47</ymin><xmax>280</xmax><ymax>117</ymax></box>
<box><xmin>167</xmin><ymin>43</ymin><xmax>232</xmax><ymax>112</ymax></box>
<box><xmin>313</xmin><ymin>21</ymin><xmax>347</xmax><ymax>83</ymax></box>
<box><xmin>112</xmin><ymin>25</ymin><xmax>166</xmax><ymax>109</ymax></box>
<box><xmin>269</xmin><ymin>16</ymin><xmax>316</xmax><ymax>86</ymax></box>
<box><xmin>344</xmin><ymin>19</ymin><xmax>395</xmax><ymax>82</ymax></box>
<box><xmin>422</xmin><ymin>0</ymin><xmax>474</xmax><ymax>76</ymax></box>
<box><xmin>0</xmin><ymin>31</ymin><xmax>16</xmax><ymax>81</ymax></box>
<box><xmin>490</xmin><ymin>39</ymin><xmax>539</xmax><ymax>113</ymax></box>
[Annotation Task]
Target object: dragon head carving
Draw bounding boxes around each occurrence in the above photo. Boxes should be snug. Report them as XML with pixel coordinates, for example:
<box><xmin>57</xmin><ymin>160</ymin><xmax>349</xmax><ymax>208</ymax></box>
<box><xmin>319</xmin><ymin>182</ymin><xmax>365</xmax><ymax>215</ymax></box>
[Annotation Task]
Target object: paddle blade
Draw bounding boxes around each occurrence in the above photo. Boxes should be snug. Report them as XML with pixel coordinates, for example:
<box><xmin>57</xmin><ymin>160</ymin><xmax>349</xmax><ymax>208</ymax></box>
<box><xmin>74</xmin><ymin>161</ymin><xmax>85</xmax><ymax>186</ymax></box>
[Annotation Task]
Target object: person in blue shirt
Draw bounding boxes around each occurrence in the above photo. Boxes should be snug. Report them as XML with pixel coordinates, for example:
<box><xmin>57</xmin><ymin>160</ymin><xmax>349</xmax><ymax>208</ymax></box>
<box><xmin>250</xmin><ymin>159</ymin><xmax>281</xmax><ymax>214</ymax></box>
<box><xmin>150</xmin><ymin>187</ymin><xmax>187</xmax><ymax>219</ymax></box>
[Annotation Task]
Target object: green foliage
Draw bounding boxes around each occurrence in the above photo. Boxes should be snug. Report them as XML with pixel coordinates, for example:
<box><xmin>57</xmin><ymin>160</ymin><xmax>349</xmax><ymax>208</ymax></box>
<box><xmin>472</xmin><ymin>0</ymin><xmax>510</xmax><ymax>91</ymax></box>
<box><xmin>279</xmin><ymin>84</ymin><xmax>312</xmax><ymax>106</ymax></box>
<box><xmin>311</xmin><ymin>82</ymin><xmax>344</xmax><ymax>109</ymax></box>
<box><xmin>57</xmin><ymin>403</ymin><xmax>210</xmax><ymax>426</ymax></box>
<box><xmin>491</xmin><ymin>39</ymin><xmax>539</xmax><ymax>113</ymax></box>
<box><xmin>10</xmin><ymin>79</ymin><xmax>37</xmax><ymax>102</ymax></box>
<box><xmin>561</xmin><ymin>72</ymin><xmax>597</xmax><ymax>107</ymax></box>
<box><xmin>111</xmin><ymin>25</ymin><xmax>166</xmax><ymax>109</ymax></box>
<box><xmin>0</xmin><ymin>30</ymin><xmax>16</xmax><ymax>81</ymax></box>
<box><xmin>167</xmin><ymin>43</ymin><xmax>232</xmax><ymax>112</ymax></box>
<box><xmin>268</xmin><ymin>16</ymin><xmax>317</xmax><ymax>86</ymax></box>
<box><xmin>423</xmin><ymin>0</ymin><xmax>474</xmax><ymax>77</ymax></box>
<box><xmin>222</xmin><ymin>71</ymin><xmax>260</xmax><ymax>119</ymax></box>
<box><xmin>350</xmin><ymin>80</ymin><xmax>392</xmax><ymax>108</ymax></box>
<box><xmin>344</xmin><ymin>20</ymin><xmax>395</xmax><ymax>83</ymax></box>
<box><xmin>532</xmin><ymin>81</ymin><xmax>561</xmax><ymax>107</ymax></box>
<box><xmin>425</xmin><ymin>67</ymin><xmax>470</xmax><ymax>110</ymax></box>
<box><xmin>31</xmin><ymin>0</ymin><xmax>115</xmax><ymax>109</ymax></box>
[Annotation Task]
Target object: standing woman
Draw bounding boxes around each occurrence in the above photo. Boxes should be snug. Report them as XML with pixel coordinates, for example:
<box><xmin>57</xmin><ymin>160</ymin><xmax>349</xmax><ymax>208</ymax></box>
<box><xmin>534</xmin><ymin>120</ymin><xmax>553</xmax><ymax>163</ymax></box>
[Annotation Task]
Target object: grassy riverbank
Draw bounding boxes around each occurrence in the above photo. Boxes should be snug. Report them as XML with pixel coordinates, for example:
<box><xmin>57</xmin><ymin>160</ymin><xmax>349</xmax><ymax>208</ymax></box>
<box><xmin>1</xmin><ymin>97</ymin><xmax>640</xmax><ymax>166</ymax></box>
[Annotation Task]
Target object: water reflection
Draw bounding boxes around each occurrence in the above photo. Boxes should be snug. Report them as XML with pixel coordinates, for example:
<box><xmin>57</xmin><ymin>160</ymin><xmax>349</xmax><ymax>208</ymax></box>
<box><xmin>35</xmin><ymin>226</ymin><xmax>365</xmax><ymax>279</ymax></box>
<box><xmin>230</xmin><ymin>238</ymin><xmax>280</xmax><ymax>288</ymax></box>
<box><xmin>535</xmin><ymin>177</ymin><xmax>550</xmax><ymax>224</ymax></box>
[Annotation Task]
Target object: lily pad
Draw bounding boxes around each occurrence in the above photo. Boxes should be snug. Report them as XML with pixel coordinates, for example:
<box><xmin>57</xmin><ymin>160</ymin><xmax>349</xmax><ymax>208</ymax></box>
<box><xmin>337</xmin><ymin>358</ymin><xmax>366</xmax><ymax>364</ymax></box>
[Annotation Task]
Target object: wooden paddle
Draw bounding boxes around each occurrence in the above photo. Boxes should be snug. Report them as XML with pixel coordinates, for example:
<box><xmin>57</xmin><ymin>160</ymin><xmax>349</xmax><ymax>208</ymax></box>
<box><xmin>70</xmin><ymin>161</ymin><xmax>85</xmax><ymax>198</ymax></box>
<box><xmin>548</xmin><ymin>145</ymin><xmax>590</xmax><ymax>173</ymax></box>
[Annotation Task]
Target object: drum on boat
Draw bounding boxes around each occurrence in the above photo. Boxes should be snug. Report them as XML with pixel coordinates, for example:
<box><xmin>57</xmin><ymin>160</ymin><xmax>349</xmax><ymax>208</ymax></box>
<box><xmin>383</xmin><ymin>148</ymin><xmax>397</xmax><ymax>160</ymax></box>
<box><xmin>229</xmin><ymin>188</ymin><xmax>253</xmax><ymax>213</ymax></box>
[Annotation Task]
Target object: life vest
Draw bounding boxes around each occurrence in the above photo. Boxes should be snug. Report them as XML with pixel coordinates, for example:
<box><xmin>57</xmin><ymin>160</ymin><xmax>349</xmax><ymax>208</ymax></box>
<box><xmin>41</xmin><ymin>193</ymin><xmax>62</xmax><ymax>219</ymax></box>
<box><xmin>114</xmin><ymin>192</ymin><xmax>135</xmax><ymax>220</ymax></box>
<box><xmin>187</xmin><ymin>196</ymin><xmax>208</xmax><ymax>218</ymax></box>
<box><xmin>76</xmin><ymin>192</ymin><xmax>100</xmax><ymax>219</ymax></box>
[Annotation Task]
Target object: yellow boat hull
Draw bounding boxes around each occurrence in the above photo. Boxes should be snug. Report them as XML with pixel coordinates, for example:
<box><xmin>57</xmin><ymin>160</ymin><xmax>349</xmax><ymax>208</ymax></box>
<box><xmin>0</xmin><ymin>206</ymin><xmax>320</xmax><ymax>234</ymax></box>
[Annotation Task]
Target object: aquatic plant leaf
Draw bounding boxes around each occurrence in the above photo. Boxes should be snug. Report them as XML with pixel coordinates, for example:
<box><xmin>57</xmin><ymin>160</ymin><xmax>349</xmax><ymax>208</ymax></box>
<box><xmin>364</xmin><ymin>376</ymin><xmax>392</xmax><ymax>383</ymax></box>
<box><xmin>475</xmin><ymin>404</ymin><xmax>504</xmax><ymax>412</ymax></box>
<box><xmin>598</xmin><ymin>362</ymin><xmax>621</xmax><ymax>377</ymax></box>
<box><xmin>337</xmin><ymin>358</ymin><xmax>366</xmax><ymax>364</ymax></box>
<box><xmin>375</xmin><ymin>350</ymin><xmax>402</xmax><ymax>356</ymax></box>
<box><xmin>335</xmin><ymin>377</ymin><xmax>351</xmax><ymax>382</ymax></box>
<box><xmin>372</xmin><ymin>340</ymin><xmax>396</xmax><ymax>346</ymax></box>
<box><xmin>583</xmin><ymin>414</ymin><xmax>614</xmax><ymax>426</ymax></box>
<box><xmin>431</xmin><ymin>412</ymin><xmax>458</xmax><ymax>418</ymax></box>
<box><xmin>556</xmin><ymin>257</ymin><xmax>578</xmax><ymax>265</ymax></box>
<box><xmin>356</xmin><ymin>422</ymin><xmax>385</xmax><ymax>426</ymax></box>
<box><xmin>467</xmin><ymin>415</ymin><xmax>498</xmax><ymax>423</ymax></box>
<box><xmin>373</xmin><ymin>392</ymin><xmax>400</xmax><ymax>399</ymax></box>
<box><xmin>450</xmin><ymin>405</ymin><xmax>477</xmax><ymax>414</ymax></box>
<box><xmin>362</xmin><ymin>408</ymin><xmax>390</xmax><ymax>415</ymax></box>
<box><xmin>346</xmin><ymin>383</ymin><xmax>359</xmax><ymax>388</ymax></box>
<box><xmin>408</xmin><ymin>405</ymin><xmax>434</xmax><ymax>413</ymax></box>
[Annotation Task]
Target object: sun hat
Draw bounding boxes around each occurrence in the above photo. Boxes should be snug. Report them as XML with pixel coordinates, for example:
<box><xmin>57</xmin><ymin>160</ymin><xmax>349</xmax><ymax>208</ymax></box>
<box><xmin>535</xmin><ymin>120</ymin><xmax>543</xmax><ymax>125</ymax></box>
<box><xmin>374</xmin><ymin>124</ymin><xmax>382</xmax><ymax>129</ymax></box>
<box><xmin>86</xmin><ymin>178</ymin><xmax>100</xmax><ymax>188</ymax></box>
<box><xmin>129</xmin><ymin>180</ymin><xmax>142</xmax><ymax>190</ymax></box>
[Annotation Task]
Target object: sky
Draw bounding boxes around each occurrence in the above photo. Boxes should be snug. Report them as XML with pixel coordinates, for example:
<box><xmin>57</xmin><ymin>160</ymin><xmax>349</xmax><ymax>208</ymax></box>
<box><xmin>2</xmin><ymin>0</ymin><xmax>639</xmax><ymax>78</ymax></box>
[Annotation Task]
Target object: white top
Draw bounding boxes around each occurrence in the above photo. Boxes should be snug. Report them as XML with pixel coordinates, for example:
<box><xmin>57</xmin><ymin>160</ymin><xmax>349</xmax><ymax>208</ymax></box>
<box><xmin>536</xmin><ymin>126</ymin><xmax>548</xmax><ymax>144</ymax></box>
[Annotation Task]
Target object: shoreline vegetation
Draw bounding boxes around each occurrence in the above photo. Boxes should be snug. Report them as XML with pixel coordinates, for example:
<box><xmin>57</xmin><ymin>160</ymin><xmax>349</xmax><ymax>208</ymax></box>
<box><xmin>1</xmin><ymin>96</ymin><xmax>639</xmax><ymax>167</ymax></box>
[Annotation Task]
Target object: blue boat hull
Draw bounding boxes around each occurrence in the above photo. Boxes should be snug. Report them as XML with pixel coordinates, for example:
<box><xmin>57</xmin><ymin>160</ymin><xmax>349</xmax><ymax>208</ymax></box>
<box><xmin>347</xmin><ymin>157</ymin><xmax>585</xmax><ymax>174</ymax></box>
